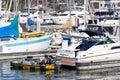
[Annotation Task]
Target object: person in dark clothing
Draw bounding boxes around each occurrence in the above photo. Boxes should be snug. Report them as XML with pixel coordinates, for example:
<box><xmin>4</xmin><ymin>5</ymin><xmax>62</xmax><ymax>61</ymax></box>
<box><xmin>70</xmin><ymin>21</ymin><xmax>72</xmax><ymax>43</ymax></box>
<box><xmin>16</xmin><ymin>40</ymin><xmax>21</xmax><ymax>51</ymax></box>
<box><xmin>41</xmin><ymin>55</ymin><xmax>49</xmax><ymax>65</ymax></box>
<box><xmin>41</xmin><ymin>55</ymin><xmax>56</xmax><ymax>65</ymax></box>
<box><xmin>48</xmin><ymin>55</ymin><xmax>55</xmax><ymax>64</ymax></box>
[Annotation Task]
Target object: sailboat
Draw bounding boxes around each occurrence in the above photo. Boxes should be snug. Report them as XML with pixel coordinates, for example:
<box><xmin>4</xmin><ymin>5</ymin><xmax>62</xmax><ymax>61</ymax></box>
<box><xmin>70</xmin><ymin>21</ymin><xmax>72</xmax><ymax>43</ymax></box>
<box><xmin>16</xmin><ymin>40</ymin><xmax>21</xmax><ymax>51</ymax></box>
<box><xmin>0</xmin><ymin>16</ymin><xmax>52</xmax><ymax>54</ymax></box>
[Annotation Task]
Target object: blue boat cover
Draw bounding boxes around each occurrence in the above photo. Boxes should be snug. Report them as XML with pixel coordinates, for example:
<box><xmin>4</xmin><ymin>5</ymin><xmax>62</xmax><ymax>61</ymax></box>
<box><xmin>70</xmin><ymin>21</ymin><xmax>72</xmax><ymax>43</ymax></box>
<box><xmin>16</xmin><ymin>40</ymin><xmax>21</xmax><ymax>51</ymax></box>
<box><xmin>0</xmin><ymin>16</ymin><xmax>19</xmax><ymax>38</ymax></box>
<box><xmin>27</xmin><ymin>18</ymin><xmax>35</xmax><ymax>26</ymax></box>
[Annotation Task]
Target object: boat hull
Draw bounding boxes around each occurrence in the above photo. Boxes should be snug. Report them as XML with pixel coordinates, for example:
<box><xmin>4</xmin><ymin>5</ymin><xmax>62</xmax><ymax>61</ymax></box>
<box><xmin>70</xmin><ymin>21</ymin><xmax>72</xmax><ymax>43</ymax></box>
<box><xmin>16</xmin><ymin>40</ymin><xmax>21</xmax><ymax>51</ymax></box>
<box><xmin>0</xmin><ymin>35</ymin><xmax>52</xmax><ymax>53</ymax></box>
<box><xmin>56</xmin><ymin>43</ymin><xmax>80</xmax><ymax>66</ymax></box>
<box><xmin>56</xmin><ymin>56</ymin><xmax>76</xmax><ymax>66</ymax></box>
<box><xmin>76</xmin><ymin>49</ymin><xmax>120</xmax><ymax>70</ymax></box>
<box><xmin>10</xmin><ymin>61</ymin><xmax>55</xmax><ymax>71</ymax></box>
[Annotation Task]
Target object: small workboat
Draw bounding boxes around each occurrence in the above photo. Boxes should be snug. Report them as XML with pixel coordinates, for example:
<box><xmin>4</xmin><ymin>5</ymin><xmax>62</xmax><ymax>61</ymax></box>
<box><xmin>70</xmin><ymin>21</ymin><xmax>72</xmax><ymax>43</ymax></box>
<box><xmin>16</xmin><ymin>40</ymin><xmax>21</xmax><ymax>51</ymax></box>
<box><xmin>10</xmin><ymin>55</ymin><xmax>56</xmax><ymax>71</ymax></box>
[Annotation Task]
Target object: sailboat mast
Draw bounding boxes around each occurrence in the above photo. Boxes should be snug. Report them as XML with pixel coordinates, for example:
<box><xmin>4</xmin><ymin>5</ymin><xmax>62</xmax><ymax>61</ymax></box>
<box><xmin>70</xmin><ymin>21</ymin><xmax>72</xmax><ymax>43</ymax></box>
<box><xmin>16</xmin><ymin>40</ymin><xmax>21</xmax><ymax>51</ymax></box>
<box><xmin>68</xmin><ymin>0</ymin><xmax>71</xmax><ymax>29</ymax></box>
<box><xmin>28</xmin><ymin>0</ymin><xmax>30</xmax><ymax>15</ymax></box>
<box><xmin>13</xmin><ymin>0</ymin><xmax>19</xmax><ymax>15</ymax></box>
<box><xmin>84</xmin><ymin>0</ymin><xmax>87</xmax><ymax>26</ymax></box>
<box><xmin>0</xmin><ymin>0</ymin><xmax>1</xmax><ymax>14</ymax></box>
<box><xmin>4</xmin><ymin>0</ymin><xmax>12</xmax><ymax>23</ymax></box>
<box><xmin>69</xmin><ymin>0</ymin><xmax>71</xmax><ymax>15</ymax></box>
<box><xmin>88</xmin><ymin>0</ymin><xmax>94</xmax><ymax>24</ymax></box>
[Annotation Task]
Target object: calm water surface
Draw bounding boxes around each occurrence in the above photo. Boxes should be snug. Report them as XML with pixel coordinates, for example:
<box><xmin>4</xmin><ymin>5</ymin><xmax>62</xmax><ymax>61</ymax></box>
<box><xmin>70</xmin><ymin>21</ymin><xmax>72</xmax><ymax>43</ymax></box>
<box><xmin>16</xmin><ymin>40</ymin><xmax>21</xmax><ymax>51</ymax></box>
<box><xmin>0</xmin><ymin>60</ymin><xmax>120</xmax><ymax>80</ymax></box>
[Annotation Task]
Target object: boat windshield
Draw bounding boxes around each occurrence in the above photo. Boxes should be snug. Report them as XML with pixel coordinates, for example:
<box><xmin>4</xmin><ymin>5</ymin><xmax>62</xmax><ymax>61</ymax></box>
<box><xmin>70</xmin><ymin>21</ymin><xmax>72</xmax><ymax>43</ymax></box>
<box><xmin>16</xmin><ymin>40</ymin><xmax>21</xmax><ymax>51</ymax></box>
<box><xmin>91</xmin><ymin>36</ymin><xmax>114</xmax><ymax>43</ymax></box>
<box><xmin>76</xmin><ymin>35</ymin><xmax>114</xmax><ymax>51</ymax></box>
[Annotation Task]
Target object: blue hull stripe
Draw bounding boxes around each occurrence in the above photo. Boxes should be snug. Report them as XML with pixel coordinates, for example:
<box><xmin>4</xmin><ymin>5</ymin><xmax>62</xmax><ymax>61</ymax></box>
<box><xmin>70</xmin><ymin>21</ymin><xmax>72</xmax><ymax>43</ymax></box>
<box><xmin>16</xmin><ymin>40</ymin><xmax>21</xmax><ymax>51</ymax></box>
<box><xmin>5</xmin><ymin>37</ymin><xmax>52</xmax><ymax>47</ymax></box>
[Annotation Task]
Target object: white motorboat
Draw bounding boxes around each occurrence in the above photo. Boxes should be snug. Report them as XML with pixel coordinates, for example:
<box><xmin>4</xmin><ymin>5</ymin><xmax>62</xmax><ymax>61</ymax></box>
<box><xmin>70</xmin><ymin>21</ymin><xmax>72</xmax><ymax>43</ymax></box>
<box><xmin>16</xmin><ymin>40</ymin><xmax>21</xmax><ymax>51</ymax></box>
<box><xmin>19</xmin><ymin>12</ymin><xmax>29</xmax><ymax>24</ymax></box>
<box><xmin>0</xmin><ymin>16</ymin><xmax>52</xmax><ymax>54</ymax></box>
<box><xmin>51</xmin><ymin>10</ymin><xmax>89</xmax><ymax>27</ymax></box>
<box><xmin>56</xmin><ymin>23</ymin><xmax>120</xmax><ymax>69</ymax></box>
<box><xmin>55</xmin><ymin>30</ymin><xmax>89</xmax><ymax>66</ymax></box>
<box><xmin>75</xmin><ymin>30</ymin><xmax>120</xmax><ymax>70</ymax></box>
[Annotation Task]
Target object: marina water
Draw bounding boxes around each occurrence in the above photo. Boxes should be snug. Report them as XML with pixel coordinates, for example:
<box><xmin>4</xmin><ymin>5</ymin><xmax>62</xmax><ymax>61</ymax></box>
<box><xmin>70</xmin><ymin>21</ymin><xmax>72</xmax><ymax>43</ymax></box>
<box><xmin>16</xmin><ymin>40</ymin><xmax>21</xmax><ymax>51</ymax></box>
<box><xmin>0</xmin><ymin>59</ymin><xmax>120</xmax><ymax>80</ymax></box>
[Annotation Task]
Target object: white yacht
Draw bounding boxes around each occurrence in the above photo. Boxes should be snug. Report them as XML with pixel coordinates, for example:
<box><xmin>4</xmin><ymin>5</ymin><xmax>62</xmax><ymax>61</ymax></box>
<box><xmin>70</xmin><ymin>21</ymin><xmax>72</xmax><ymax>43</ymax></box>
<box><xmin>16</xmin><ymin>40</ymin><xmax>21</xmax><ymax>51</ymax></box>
<box><xmin>56</xmin><ymin>24</ymin><xmax>120</xmax><ymax>68</ymax></box>
<box><xmin>51</xmin><ymin>7</ymin><xmax>89</xmax><ymax>27</ymax></box>
<box><xmin>76</xmin><ymin>31</ymin><xmax>120</xmax><ymax>70</ymax></box>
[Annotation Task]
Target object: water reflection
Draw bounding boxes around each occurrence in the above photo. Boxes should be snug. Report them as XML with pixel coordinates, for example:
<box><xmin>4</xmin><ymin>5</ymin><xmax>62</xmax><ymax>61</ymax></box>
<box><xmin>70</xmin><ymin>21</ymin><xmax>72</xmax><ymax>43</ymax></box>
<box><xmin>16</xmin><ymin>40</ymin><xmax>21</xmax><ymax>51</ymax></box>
<box><xmin>0</xmin><ymin>60</ymin><xmax>20</xmax><ymax>80</ymax></box>
<box><xmin>1</xmin><ymin>60</ymin><xmax>120</xmax><ymax>80</ymax></box>
<box><xmin>76</xmin><ymin>67</ymin><xmax>120</xmax><ymax>80</ymax></box>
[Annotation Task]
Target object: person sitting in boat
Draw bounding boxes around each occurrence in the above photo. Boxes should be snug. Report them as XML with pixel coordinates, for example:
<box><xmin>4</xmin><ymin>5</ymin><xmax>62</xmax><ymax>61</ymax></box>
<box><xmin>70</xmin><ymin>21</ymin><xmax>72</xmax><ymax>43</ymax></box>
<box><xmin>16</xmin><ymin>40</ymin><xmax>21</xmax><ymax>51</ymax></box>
<box><xmin>41</xmin><ymin>55</ymin><xmax>55</xmax><ymax>65</ymax></box>
<box><xmin>48</xmin><ymin>55</ymin><xmax>55</xmax><ymax>64</ymax></box>
<box><xmin>22</xmin><ymin>56</ymin><xmax>39</xmax><ymax>66</ymax></box>
<box><xmin>41</xmin><ymin>55</ymin><xmax>49</xmax><ymax>65</ymax></box>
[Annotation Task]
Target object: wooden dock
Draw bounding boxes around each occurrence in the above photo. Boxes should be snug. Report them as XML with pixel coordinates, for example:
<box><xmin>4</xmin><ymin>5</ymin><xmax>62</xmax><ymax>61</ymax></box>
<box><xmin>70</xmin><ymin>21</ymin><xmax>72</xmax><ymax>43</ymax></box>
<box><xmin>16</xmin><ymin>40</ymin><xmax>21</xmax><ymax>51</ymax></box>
<box><xmin>0</xmin><ymin>50</ymin><xmax>57</xmax><ymax>60</ymax></box>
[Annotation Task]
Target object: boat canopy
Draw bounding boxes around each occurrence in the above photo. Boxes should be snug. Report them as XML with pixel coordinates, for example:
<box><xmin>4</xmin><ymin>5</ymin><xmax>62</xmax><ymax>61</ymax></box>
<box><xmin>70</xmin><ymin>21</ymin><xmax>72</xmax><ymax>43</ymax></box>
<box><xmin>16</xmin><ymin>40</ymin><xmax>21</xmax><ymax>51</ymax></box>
<box><xmin>0</xmin><ymin>26</ymin><xmax>18</xmax><ymax>38</ymax></box>
<box><xmin>0</xmin><ymin>16</ymin><xmax>19</xmax><ymax>38</ymax></box>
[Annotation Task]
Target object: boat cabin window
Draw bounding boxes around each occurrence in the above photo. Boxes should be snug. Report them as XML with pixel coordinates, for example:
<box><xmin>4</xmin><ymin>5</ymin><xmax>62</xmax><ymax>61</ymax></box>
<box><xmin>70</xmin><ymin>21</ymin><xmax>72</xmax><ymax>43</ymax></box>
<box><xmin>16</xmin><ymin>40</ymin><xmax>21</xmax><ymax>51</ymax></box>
<box><xmin>59</xmin><ymin>14</ymin><xmax>68</xmax><ymax>16</ymax></box>
<box><xmin>23</xmin><ymin>8</ymin><xmax>37</xmax><ymax>13</ymax></box>
<box><xmin>104</xmin><ymin>4</ymin><xmax>111</xmax><ymax>8</ymax></box>
<box><xmin>0</xmin><ymin>36</ymin><xmax>16</xmax><ymax>41</ymax></box>
<box><xmin>111</xmin><ymin>46</ymin><xmax>120</xmax><ymax>49</ymax></box>
<box><xmin>78</xmin><ymin>15</ymin><xmax>83</xmax><ymax>18</ymax></box>
<box><xmin>33</xmin><ymin>17</ymin><xmax>37</xmax><ymax>18</ymax></box>
<box><xmin>20</xmin><ymin>14</ymin><xmax>29</xmax><ymax>17</ymax></box>
<box><xmin>94</xmin><ymin>11</ymin><xmax>114</xmax><ymax>16</ymax></box>
<box><xmin>95</xmin><ymin>37</ymin><xmax>114</xmax><ymax>45</ymax></box>
<box><xmin>0</xmin><ymin>38</ymin><xmax>10</xmax><ymax>41</ymax></box>
<box><xmin>76</xmin><ymin>38</ymin><xmax>96</xmax><ymax>51</ymax></box>
<box><xmin>71</xmin><ymin>14</ymin><xmax>76</xmax><ymax>16</ymax></box>
<box><xmin>55</xmin><ymin>13</ymin><xmax>76</xmax><ymax>16</ymax></box>
<box><xmin>95</xmin><ymin>41</ymin><xmax>108</xmax><ymax>45</ymax></box>
<box><xmin>87</xmin><ymin>25</ymin><xmax>102</xmax><ymax>31</ymax></box>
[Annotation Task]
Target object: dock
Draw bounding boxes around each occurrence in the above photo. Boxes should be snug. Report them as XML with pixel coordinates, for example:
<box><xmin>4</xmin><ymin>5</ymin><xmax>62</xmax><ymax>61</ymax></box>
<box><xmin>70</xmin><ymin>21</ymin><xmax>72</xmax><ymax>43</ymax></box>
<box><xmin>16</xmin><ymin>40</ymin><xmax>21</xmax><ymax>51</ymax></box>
<box><xmin>0</xmin><ymin>50</ymin><xmax>57</xmax><ymax>60</ymax></box>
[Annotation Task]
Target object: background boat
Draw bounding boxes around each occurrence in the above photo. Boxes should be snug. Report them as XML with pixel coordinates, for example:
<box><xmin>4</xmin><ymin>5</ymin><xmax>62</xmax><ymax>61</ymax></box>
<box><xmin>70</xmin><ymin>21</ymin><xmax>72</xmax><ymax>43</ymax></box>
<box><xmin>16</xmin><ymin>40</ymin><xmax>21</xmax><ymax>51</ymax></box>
<box><xmin>0</xmin><ymin>15</ymin><xmax>52</xmax><ymax>54</ymax></box>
